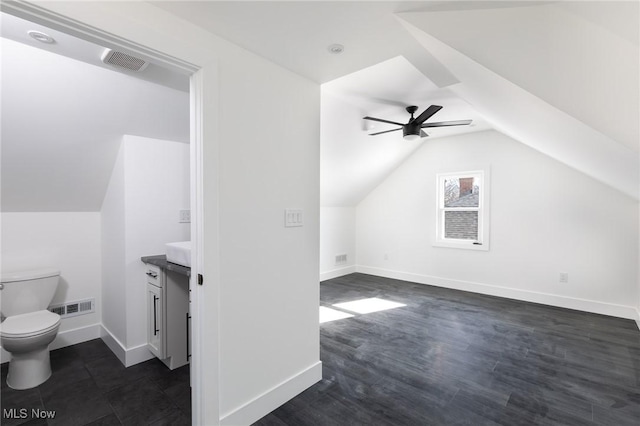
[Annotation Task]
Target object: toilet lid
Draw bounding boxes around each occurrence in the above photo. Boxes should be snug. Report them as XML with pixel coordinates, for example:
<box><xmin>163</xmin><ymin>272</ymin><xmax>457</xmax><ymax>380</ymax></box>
<box><xmin>1</xmin><ymin>310</ymin><xmax>60</xmax><ymax>338</ymax></box>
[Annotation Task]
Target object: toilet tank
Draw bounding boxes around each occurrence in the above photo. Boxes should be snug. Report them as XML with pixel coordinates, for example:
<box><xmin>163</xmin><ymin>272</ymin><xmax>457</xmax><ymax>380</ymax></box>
<box><xmin>0</xmin><ymin>268</ymin><xmax>60</xmax><ymax>317</ymax></box>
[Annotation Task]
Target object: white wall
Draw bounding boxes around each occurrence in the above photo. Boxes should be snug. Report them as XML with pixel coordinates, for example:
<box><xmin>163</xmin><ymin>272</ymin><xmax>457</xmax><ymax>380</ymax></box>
<box><xmin>357</xmin><ymin>130</ymin><xmax>639</xmax><ymax>318</ymax></box>
<box><xmin>0</xmin><ymin>36</ymin><xmax>189</xmax><ymax>213</ymax></box>
<box><xmin>123</xmin><ymin>135</ymin><xmax>190</xmax><ymax>349</ymax></box>
<box><xmin>101</xmin><ymin>135</ymin><xmax>189</xmax><ymax>355</ymax></box>
<box><xmin>26</xmin><ymin>2</ymin><xmax>322</xmax><ymax>424</ymax></box>
<box><xmin>217</xmin><ymin>51</ymin><xmax>320</xmax><ymax>423</ymax></box>
<box><xmin>101</xmin><ymin>145</ymin><xmax>127</xmax><ymax>345</ymax></box>
<box><xmin>320</xmin><ymin>207</ymin><xmax>356</xmax><ymax>280</ymax></box>
<box><xmin>1</xmin><ymin>212</ymin><xmax>102</xmax><ymax>335</ymax></box>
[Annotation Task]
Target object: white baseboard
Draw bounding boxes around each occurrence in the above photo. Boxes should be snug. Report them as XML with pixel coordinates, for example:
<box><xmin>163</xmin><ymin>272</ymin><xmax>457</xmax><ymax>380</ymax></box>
<box><xmin>125</xmin><ymin>343</ymin><xmax>155</xmax><ymax>367</ymax></box>
<box><xmin>100</xmin><ymin>324</ymin><xmax>154</xmax><ymax>367</ymax></box>
<box><xmin>356</xmin><ymin>265</ymin><xmax>639</xmax><ymax>321</ymax></box>
<box><xmin>1</xmin><ymin>323</ymin><xmax>155</xmax><ymax>367</ymax></box>
<box><xmin>100</xmin><ymin>324</ymin><xmax>126</xmax><ymax>365</ymax></box>
<box><xmin>320</xmin><ymin>265</ymin><xmax>357</xmax><ymax>282</ymax></box>
<box><xmin>634</xmin><ymin>308</ymin><xmax>640</xmax><ymax>331</ymax></box>
<box><xmin>1</xmin><ymin>323</ymin><xmax>101</xmax><ymax>364</ymax></box>
<box><xmin>220</xmin><ymin>361</ymin><xmax>322</xmax><ymax>426</ymax></box>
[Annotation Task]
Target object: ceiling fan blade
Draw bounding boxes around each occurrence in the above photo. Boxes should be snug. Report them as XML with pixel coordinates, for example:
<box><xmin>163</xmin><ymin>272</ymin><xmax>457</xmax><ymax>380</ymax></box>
<box><xmin>413</xmin><ymin>105</ymin><xmax>443</xmax><ymax>124</ymax></box>
<box><xmin>420</xmin><ymin>130</ymin><xmax>428</xmax><ymax>138</ymax></box>
<box><xmin>363</xmin><ymin>116</ymin><xmax>405</xmax><ymax>126</ymax></box>
<box><xmin>421</xmin><ymin>119</ymin><xmax>472</xmax><ymax>128</ymax></box>
<box><xmin>369</xmin><ymin>128</ymin><xmax>403</xmax><ymax>136</ymax></box>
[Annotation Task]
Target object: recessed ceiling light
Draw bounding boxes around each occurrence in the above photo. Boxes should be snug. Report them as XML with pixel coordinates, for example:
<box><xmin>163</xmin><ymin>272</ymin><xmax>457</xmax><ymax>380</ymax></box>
<box><xmin>327</xmin><ymin>44</ymin><xmax>344</xmax><ymax>54</ymax></box>
<box><xmin>28</xmin><ymin>30</ymin><xmax>55</xmax><ymax>44</ymax></box>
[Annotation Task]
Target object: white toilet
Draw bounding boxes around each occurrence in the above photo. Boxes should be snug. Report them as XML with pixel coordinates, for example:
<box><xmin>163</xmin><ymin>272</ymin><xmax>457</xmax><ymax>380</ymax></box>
<box><xmin>0</xmin><ymin>268</ymin><xmax>61</xmax><ymax>390</ymax></box>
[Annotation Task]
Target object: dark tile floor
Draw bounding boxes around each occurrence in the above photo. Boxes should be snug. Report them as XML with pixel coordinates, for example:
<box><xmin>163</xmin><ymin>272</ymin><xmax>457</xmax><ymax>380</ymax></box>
<box><xmin>255</xmin><ymin>273</ymin><xmax>640</xmax><ymax>426</ymax></box>
<box><xmin>1</xmin><ymin>339</ymin><xmax>190</xmax><ymax>426</ymax></box>
<box><xmin>5</xmin><ymin>274</ymin><xmax>639</xmax><ymax>426</ymax></box>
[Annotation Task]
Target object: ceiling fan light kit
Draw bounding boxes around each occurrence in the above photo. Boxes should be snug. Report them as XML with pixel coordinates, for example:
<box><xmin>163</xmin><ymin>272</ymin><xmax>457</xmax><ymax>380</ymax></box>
<box><xmin>363</xmin><ymin>105</ymin><xmax>472</xmax><ymax>140</ymax></box>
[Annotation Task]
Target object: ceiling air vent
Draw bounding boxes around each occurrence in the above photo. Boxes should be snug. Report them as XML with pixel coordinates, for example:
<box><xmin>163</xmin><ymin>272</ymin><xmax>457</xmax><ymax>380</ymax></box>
<box><xmin>101</xmin><ymin>49</ymin><xmax>149</xmax><ymax>72</ymax></box>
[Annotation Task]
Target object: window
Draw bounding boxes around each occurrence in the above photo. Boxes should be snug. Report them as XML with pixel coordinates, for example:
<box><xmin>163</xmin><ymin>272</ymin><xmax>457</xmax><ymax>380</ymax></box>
<box><xmin>435</xmin><ymin>170</ymin><xmax>489</xmax><ymax>250</ymax></box>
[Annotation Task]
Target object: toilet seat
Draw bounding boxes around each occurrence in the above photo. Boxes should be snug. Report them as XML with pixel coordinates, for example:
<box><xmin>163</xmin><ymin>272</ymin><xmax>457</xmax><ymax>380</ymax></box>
<box><xmin>1</xmin><ymin>310</ymin><xmax>60</xmax><ymax>338</ymax></box>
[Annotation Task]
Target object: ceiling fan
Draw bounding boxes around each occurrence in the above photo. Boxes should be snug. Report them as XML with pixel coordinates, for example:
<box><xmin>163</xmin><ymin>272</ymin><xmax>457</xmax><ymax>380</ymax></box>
<box><xmin>363</xmin><ymin>105</ymin><xmax>472</xmax><ymax>140</ymax></box>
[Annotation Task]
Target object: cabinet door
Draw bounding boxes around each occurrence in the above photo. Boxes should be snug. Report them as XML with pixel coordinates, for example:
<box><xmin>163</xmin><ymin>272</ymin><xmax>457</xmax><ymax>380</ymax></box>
<box><xmin>164</xmin><ymin>270</ymin><xmax>190</xmax><ymax>369</ymax></box>
<box><xmin>147</xmin><ymin>283</ymin><xmax>165</xmax><ymax>358</ymax></box>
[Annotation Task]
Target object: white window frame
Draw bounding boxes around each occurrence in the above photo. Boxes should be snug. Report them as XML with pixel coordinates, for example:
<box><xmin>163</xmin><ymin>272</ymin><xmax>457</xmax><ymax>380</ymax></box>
<box><xmin>434</xmin><ymin>169</ymin><xmax>490</xmax><ymax>251</ymax></box>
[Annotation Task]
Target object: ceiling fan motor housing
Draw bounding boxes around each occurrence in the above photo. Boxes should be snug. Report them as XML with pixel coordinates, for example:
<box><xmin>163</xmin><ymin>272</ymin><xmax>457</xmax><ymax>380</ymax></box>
<box><xmin>403</xmin><ymin>122</ymin><xmax>421</xmax><ymax>138</ymax></box>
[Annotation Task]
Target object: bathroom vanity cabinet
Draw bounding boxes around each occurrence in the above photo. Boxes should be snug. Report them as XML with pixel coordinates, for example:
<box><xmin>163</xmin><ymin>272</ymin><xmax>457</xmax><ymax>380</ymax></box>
<box><xmin>142</xmin><ymin>257</ymin><xmax>190</xmax><ymax>370</ymax></box>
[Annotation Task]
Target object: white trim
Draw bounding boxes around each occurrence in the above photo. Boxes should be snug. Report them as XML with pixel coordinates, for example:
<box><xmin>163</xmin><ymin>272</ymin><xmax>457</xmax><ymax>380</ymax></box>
<box><xmin>100</xmin><ymin>324</ymin><xmax>154</xmax><ymax>367</ymax></box>
<box><xmin>220</xmin><ymin>361</ymin><xmax>322</xmax><ymax>426</ymax></box>
<box><xmin>634</xmin><ymin>308</ymin><xmax>640</xmax><ymax>331</ymax></box>
<box><xmin>124</xmin><ymin>343</ymin><xmax>155</xmax><ymax>367</ymax></box>
<box><xmin>100</xmin><ymin>324</ymin><xmax>127</xmax><ymax>366</ymax></box>
<box><xmin>1</xmin><ymin>323</ymin><xmax>155</xmax><ymax>367</ymax></box>
<box><xmin>434</xmin><ymin>168</ymin><xmax>491</xmax><ymax>251</ymax></box>
<box><xmin>52</xmin><ymin>323</ymin><xmax>102</xmax><ymax>349</ymax></box>
<box><xmin>189</xmin><ymin>67</ymin><xmax>209</xmax><ymax>426</ymax></box>
<box><xmin>1</xmin><ymin>323</ymin><xmax>101</xmax><ymax>364</ymax></box>
<box><xmin>356</xmin><ymin>265</ymin><xmax>639</xmax><ymax>320</ymax></box>
<box><xmin>320</xmin><ymin>265</ymin><xmax>357</xmax><ymax>282</ymax></box>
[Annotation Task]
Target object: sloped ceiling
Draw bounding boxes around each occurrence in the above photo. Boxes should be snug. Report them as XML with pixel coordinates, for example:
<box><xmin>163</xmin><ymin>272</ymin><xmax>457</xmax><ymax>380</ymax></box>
<box><xmin>397</xmin><ymin>4</ymin><xmax>638</xmax><ymax>199</ymax></box>
<box><xmin>153</xmin><ymin>1</ymin><xmax>639</xmax><ymax>204</ymax></box>
<box><xmin>399</xmin><ymin>3</ymin><xmax>639</xmax><ymax>152</ymax></box>
<box><xmin>321</xmin><ymin>56</ymin><xmax>491</xmax><ymax>206</ymax></box>
<box><xmin>1</xmin><ymin>35</ymin><xmax>189</xmax><ymax>212</ymax></box>
<box><xmin>1</xmin><ymin>11</ymin><xmax>190</xmax><ymax>92</ymax></box>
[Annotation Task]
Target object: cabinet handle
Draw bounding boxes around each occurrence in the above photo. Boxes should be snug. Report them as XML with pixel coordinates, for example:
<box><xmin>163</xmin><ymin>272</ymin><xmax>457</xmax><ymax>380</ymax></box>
<box><xmin>153</xmin><ymin>295</ymin><xmax>159</xmax><ymax>336</ymax></box>
<box><xmin>146</xmin><ymin>271</ymin><xmax>158</xmax><ymax>278</ymax></box>
<box><xmin>186</xmin><ymin>313</ymin><xmax>191</xmax><ymax>359</ymax></box>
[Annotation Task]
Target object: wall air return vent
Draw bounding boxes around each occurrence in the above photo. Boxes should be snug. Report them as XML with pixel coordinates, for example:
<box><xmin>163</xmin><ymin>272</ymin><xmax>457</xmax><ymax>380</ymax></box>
<box><xmin>101</xmin><ymin>49</ymin><xmax>149</xmax><ymax>72</ymax></box>
<box><xmin>49</xmin><ymin>298</ymin><xmax>95</xmax><ymax>319</ymax></box>
<box><xmin>49</xmin><ymin>306</ymin><xmax>65</xmax><ymax>316</ymax></box>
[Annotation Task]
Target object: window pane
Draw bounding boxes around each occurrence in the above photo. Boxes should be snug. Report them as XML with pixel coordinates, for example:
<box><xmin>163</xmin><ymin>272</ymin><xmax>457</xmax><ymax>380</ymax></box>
<box><xmin>444</xmin><ymin>177</ymin><xmax>479</xmax><ymax>207</ymax></box>
<box><xmin>444</xmin><ymin>210</ymin><xmax>478</xmax><ymax>240</ymax></box>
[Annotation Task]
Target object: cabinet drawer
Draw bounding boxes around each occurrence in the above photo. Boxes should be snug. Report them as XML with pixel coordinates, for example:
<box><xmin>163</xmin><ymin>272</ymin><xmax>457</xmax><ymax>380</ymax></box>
<box><xmin>145</xmin><ymin>264</ymin><xmax>163</xmax><ymax>287</ymax></box>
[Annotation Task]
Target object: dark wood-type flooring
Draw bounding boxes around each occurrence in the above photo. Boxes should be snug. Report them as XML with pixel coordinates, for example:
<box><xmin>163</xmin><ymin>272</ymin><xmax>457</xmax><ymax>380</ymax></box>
<box><xmin>255</xmin><ymin>273</ymin><xmax>640</xmax><ymax>426</ymax></box>
<box><xmin>1</xmin><ymin>339</ymin><xmax>190</xmax><ymax>426</ymax></box>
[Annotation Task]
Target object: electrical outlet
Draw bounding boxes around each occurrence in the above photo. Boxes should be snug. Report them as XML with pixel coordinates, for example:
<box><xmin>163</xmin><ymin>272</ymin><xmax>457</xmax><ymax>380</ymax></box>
<box><xmin>179</xmin><ymin>210</ymin><xmax>191</xmax><ymax>223</ymax></box>
<box><xmin>559</xmin><ymin>272</ymin><xmax>569</xmax><ymax>283</ymax></box>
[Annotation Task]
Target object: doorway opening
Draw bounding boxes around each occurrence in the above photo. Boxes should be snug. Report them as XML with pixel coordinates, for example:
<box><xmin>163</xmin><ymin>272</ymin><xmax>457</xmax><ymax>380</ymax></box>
<box><xmin>0</xmin><ymin>4</ymin><xmax>205</xmax><ymax>425</ymax></box>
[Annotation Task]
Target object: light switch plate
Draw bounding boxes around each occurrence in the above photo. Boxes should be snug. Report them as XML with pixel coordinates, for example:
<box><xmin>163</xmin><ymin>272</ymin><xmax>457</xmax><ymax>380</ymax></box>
<box><xmin>285</xmin><ymin>209</ymin><xmax>303</xmax><ymax>227</ymax></box>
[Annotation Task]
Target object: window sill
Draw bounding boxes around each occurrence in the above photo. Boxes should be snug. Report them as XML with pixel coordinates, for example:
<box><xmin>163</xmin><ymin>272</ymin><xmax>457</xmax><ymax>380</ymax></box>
<box><xmin>433</xmin><ymin>240</ymin><xmax>489</xmax><ymax>251</ymax></box>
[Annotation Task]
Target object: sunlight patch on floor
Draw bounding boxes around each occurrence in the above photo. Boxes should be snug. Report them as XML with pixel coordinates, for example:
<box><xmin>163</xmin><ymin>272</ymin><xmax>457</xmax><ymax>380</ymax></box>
<box><xmin>332</xmin><ymin>297</ymin><xmax>406</xmax><ymax>314</ymax></box>
<box><xmin>319</xmin><ymin>306</ymin><xmax>354</xmax><ymax>324</ymax></box>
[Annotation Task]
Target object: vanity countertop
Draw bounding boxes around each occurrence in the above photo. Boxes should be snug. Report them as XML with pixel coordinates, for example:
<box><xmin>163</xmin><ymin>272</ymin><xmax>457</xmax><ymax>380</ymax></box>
<box><xmin>141</xmin><ymin>255</ymin><xmax>191</xmax><ymax>277</ymax></box>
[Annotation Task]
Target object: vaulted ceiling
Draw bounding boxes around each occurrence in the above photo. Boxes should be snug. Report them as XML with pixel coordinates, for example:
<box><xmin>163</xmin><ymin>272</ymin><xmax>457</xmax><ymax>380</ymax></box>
<box><xmin>1</xmin><ymin>13</ymin><xmax>190</xmax><ymax>212</ymax></box>
<box><xmin>2</xmin><ymin>1</ymin><xmax>637</xmax><ymax>213</ymax></box>
<box><xmin>321</xmin><ymin>56</ymin><xmax>492</xmax><ymax>205</ymax></box>
<box><xmin>154</xmin><ymin>1</ymin><xmax>639</xmax><ymax>203</ymax></box>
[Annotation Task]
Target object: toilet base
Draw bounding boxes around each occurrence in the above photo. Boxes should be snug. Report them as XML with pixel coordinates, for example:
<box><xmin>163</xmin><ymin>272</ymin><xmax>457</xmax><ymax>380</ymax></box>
<box><xmin>7</xmin><ymin>345</ymin><xmax>52</xmax><ymax>390</ymax></box>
